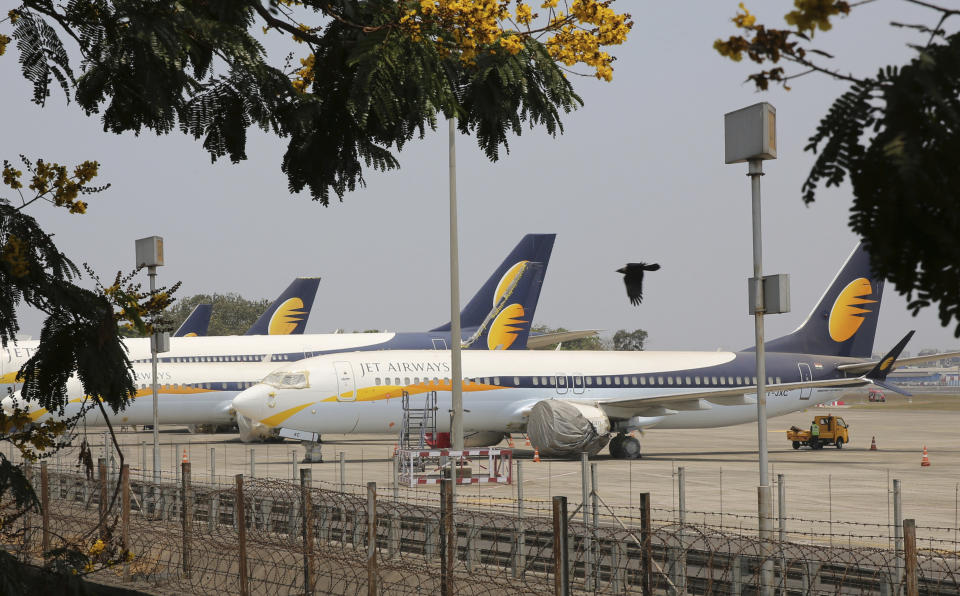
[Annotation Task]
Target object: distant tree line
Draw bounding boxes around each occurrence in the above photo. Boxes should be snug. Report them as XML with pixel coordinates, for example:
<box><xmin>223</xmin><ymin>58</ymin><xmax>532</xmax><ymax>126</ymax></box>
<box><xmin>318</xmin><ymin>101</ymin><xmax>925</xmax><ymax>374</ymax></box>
<box><xmin>532</xmin><ymin>325</ymin><xmax>648</xmax><ymax>351</ymax></box>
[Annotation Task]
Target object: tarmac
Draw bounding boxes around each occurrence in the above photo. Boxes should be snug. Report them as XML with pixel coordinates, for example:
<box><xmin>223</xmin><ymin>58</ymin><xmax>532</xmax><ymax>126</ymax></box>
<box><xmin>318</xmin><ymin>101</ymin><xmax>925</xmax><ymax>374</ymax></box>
<box><xmin>32</xmin><ymin>393</ymin><xmax>960</xmax><ymax>543</ymax></box>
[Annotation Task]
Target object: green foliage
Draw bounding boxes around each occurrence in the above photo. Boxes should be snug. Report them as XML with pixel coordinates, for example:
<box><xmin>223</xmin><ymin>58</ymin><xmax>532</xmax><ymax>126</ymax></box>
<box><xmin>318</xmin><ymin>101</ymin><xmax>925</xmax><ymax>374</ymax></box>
<box><xmin>166</xmin><ymin>293</ymin><xmax>270</xmax><ymax>336</ymax></box>
<box><xmin>802</xmin><ymin>32</ymin><xmax>960</xmax><ymax>336</ymax></box>
<box><xmin>612</xmin><ymin>328</ymin><xmax>647</xmax><ymax>351</ymax></box>
<box><xmin>12</xmin><ymin>0</ymin><xmax>582</xmax><ymax>204</ymax></box>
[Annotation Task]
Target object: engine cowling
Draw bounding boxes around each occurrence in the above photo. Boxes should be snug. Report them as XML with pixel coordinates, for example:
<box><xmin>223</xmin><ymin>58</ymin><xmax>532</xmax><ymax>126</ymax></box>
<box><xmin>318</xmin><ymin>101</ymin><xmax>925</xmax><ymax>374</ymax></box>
<box><xmin>463</xmin><ymin>431</ymin><xmax>508</xmax><ymax>447</ymax></box>
<box><xmin>237</xmin><ymin>415</ymin><xmax>279</xmax><ymax>443</ymax></box>
<box><xmin>526</xmin><ymin>400</ymin><xmax>610</xmax><ymax>457</ymax></box>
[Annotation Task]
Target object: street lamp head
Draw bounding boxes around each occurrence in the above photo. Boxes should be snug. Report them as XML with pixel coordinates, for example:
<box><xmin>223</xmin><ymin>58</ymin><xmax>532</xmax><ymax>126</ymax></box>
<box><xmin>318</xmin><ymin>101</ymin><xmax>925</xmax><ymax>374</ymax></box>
<box><xmin>724</xmin><ymin>102</ymin><xmax>777</xmax><ymax>164</ymax></box>
<box><xmin>135</xmin><ymin>236</ymin><xmax>165</xmax><ymax>268</ymax></box>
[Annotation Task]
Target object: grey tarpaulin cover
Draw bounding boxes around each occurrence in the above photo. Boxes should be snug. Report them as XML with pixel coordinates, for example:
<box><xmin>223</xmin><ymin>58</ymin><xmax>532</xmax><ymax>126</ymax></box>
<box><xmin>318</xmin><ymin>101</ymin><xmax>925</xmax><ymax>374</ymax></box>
<box><xmin>527</xmin><ymin>400</ymin><xmax>610</xmax><ymax>457</ymax></box>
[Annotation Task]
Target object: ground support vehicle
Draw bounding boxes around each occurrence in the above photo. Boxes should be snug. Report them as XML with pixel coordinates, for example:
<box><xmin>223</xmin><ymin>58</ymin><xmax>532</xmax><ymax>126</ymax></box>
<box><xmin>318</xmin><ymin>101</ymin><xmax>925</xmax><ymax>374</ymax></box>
<box><xmin>787</xmin><ymin>415</ymin><xmax>850</xmax><ymax>449</ymax></box>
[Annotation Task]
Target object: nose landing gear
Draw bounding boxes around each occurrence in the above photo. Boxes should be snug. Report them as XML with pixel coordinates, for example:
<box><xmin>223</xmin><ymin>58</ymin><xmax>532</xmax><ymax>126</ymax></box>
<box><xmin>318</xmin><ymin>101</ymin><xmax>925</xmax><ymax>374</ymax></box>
<box><xmin>609</xmin><ymin>433</ymin><xmax>642</xmax><ymax>459</ymax></box>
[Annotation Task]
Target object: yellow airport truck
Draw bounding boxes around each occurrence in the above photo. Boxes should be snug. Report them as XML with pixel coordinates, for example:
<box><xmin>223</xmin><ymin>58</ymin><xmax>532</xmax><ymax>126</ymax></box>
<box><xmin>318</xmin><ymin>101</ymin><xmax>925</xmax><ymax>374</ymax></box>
<box><xmin>787</xmin><ymin>415</ymin><xmax>850</xmax><ymax>450</ymax></box>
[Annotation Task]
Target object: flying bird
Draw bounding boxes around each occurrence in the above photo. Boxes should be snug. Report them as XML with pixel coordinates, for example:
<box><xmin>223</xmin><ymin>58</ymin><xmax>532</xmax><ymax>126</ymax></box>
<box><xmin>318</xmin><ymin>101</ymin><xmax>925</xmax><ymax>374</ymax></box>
<box><xmin>617</xmin><ymin>262</ymin><xmax>661</xmax><ymax>306</ymax></box>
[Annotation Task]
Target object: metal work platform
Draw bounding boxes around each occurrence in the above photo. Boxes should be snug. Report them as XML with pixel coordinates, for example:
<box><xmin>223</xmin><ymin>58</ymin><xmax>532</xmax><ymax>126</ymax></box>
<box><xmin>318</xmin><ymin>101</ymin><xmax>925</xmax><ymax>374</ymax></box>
<box><xmin>396</xmin><ymin>448</ymin><xmax>513</xmax><ymax>486</ymax></box>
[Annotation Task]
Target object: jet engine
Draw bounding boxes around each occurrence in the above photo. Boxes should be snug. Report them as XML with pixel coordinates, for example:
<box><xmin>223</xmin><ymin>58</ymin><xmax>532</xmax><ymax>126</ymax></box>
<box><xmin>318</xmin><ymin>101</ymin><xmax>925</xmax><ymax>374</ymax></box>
<box><xmin>237</xmin><ymin>414</ymin><xmax>279</xmax><ymax>443</ymax></box>
<box><xmin>464</xmin><ymin>431</ymin><xmax>508</xmax><ymax>447</ymax></box>
<box><xmin>526</xmin><ymin>400</ymin><xmax>610</xmax><ymax>457</ymax></box>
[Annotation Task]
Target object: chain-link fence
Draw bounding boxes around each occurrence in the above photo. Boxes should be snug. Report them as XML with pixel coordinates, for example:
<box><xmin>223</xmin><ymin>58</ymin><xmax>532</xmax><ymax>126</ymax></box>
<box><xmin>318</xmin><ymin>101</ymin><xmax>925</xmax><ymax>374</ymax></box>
<box><xmin>2</xmin><ymin>460</ymin><xmax>959</xmax><ymax>595</ymax></box>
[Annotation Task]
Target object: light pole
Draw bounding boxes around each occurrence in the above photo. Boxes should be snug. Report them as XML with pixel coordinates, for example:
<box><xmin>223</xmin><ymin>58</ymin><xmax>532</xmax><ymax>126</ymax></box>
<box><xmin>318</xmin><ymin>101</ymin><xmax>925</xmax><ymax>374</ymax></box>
<box><xmin>448</xmin><ymin>118</ymin><xmax>464</xmax><ymax>452</ymax></box>
<box><xmin>724</xmin><ymin>103</ymin><xmax>788</xmax><ymax>596</ymax></box>
<box><xmin>135</xmin><ymin>236</ymin><xmax>167</xmax><ymax>483</ymax></box>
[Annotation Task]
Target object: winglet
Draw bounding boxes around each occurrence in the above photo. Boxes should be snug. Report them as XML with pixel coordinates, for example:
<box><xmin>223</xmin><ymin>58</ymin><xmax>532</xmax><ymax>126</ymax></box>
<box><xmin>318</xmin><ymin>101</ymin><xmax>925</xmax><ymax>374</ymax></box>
<box><xmin>866</xmin><ymin>330</ymin><xmax>915</xmax><ymax>382</ymax></box>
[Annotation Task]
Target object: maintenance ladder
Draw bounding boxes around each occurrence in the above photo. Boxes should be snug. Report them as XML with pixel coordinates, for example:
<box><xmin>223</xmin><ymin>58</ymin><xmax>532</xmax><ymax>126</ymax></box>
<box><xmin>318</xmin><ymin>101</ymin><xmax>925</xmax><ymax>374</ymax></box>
<box><xmin>399</xmin><ymin>390</ymin><xmax>437</xmax><ymax>451</ymax></box>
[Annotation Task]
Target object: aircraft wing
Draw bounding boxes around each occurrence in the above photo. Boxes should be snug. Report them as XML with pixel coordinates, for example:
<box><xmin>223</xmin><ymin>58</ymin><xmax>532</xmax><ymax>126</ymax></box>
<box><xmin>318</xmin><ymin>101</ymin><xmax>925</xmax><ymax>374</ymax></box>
<box><xmin>595</xmin><ymin>377</ymin><xmax>869</xmax><ymax>418</ymax></box>
<box><xmin>836</xmin><ymin>350</ymin><xmax>960</xmax><ymax>374</ymax></box>
<box><xmin>526</xmin><ymin>330</ymin><xmax>602</xmax><ymax>349</ymax></box>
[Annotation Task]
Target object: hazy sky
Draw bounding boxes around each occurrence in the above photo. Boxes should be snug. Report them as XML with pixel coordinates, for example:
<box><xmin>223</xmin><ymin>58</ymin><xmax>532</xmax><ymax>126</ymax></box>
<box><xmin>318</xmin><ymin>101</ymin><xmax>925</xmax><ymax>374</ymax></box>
<box><xmin>3</xmin><ymin>1</ymin><xmax>958</xmax><ymax>355</ymax></box>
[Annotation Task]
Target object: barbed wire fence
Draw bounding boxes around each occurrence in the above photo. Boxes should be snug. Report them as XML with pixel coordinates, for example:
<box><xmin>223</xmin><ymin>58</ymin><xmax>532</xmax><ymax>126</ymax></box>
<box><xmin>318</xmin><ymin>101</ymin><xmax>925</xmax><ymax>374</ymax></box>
<box><xmin>2</xmin><ymin>456</ymin><xmax>959</xmax><ymax>595</ymax></box>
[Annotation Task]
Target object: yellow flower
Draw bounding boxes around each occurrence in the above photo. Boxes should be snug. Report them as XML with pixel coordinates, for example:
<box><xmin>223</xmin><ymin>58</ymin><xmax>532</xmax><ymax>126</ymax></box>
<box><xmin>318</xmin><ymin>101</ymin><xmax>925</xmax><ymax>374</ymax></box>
<box><xmin>89</xmin><ymin>539</ymin><xmax>106</xmax><ymax>556</ymax></box>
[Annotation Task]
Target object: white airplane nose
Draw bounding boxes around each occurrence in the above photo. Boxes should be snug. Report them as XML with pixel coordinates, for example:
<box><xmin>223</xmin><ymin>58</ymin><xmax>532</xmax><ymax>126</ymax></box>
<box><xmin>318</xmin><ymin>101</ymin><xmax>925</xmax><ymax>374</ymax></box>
<box><xmin>232</xmin><ymin>384</ymin><xmax>273</xmax><ymax>421</ymax></box>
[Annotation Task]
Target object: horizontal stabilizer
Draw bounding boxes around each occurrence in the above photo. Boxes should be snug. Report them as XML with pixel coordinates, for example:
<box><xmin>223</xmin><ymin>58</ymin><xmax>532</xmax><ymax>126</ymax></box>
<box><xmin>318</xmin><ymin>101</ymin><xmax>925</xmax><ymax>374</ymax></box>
<box><xmin>526</xmin><ymin>330</ymin><xmax>601</xmax><ymax>349</ymax></box>
<box><xmin>838</xmin><ymin>348</ymin><xmax>960</xmax><ymax>375</ymax></box>
<box><xmin>870</xmin><ymin>380</ymin><xmax>912</xmax><ymax>397</ymax></box>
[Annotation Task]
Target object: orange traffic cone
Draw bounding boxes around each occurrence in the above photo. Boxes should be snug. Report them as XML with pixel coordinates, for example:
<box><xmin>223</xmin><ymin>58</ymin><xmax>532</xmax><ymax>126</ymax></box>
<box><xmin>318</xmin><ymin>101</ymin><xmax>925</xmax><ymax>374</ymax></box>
<box><xmin>533</xmin><ymin>448</ymin><xmax>540</xmax><ymax>463</ymax></box>
<box><xmin>921</xmin><ymin>445</ymin><xmax>931</xmax><ymax>467</ymax></box>
<box><xmin>524</xmin><ymin>435</ymin><xmax>531</xmax><ymax>447</ymax></box>
<box><xmin>870</xmin><ymin>436</ymin><xmax>877</xmax><ymax>451</ymax></box>
<box><xmin>507</xmin><ymin>435</ymin><xmax>515</xmax><ymax>448</ymax></box>
<box><xmin>181</xmin><ymin>448</ymin><xmax>188</xmax><ymax>464</ymax></box>
<box><xmin>393</xmin><ymin>443</ymin><xmax>398</xmax><ymax>457</ymax></box>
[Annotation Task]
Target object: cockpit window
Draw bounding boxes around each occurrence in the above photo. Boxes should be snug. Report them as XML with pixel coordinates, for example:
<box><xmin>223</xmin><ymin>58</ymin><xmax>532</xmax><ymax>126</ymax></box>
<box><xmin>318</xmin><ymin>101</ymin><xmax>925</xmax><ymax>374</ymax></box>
<box><xmin>263</xmin><ymin>371</ymin><xmax>309</xmax><ymax>389</ymax></box>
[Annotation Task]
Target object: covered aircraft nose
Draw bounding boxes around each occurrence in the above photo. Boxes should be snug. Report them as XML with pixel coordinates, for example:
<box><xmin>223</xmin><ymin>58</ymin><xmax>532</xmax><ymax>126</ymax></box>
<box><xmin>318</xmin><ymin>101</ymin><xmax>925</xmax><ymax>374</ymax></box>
<box><xmin>231</xmin><ymin>383</ymin><xmax>276</xmax><ymax>423</ymax></box>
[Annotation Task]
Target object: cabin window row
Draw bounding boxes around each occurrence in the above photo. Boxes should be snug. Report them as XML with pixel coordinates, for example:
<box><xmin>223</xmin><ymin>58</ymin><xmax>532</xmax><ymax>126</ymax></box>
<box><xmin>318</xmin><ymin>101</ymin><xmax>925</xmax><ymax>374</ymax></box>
<box><xmin>133</xmin><ymin>354</ymin><xmax>276</xmax><ymax>364</ymax></box>
<box><xmin>136</xmin><ymin>382</ymin><xmax>258</xmax><ymax>391</ymax></box>
<box><xmin>367</xmin><ymin>375</ymin><xmax>783</xmax><ymax>388</ymax></box>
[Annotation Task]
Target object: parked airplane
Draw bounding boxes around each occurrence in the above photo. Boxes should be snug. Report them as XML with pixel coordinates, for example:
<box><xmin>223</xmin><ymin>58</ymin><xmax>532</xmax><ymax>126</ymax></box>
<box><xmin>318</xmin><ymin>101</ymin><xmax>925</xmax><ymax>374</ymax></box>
<box><xmin>1</xmin><ymin>277</ymin><xmax>323</xmax><ymax>393</ymax></box>
<box><xmin>230</xmin><ymin>245</ymin><xmax>960</xmax><ymax>458</ymax></box>
<box><xmin>4</xmin><ymin>235</ymin><xmax>556</xmax><ymax>440</ymax></box>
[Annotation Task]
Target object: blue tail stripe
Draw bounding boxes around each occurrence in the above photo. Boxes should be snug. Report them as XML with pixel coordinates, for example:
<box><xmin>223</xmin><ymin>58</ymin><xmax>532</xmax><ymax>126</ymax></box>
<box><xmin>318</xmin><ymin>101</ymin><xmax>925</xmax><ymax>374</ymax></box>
<box><xmin>173</xmin><ymin>304</ymin><xmax>212</xmax><ymax>337</ymax></box>
<box><xmin>432</xmin><ymin>234</ymin><xmax>556</xmax><ymax>332</ymax></box>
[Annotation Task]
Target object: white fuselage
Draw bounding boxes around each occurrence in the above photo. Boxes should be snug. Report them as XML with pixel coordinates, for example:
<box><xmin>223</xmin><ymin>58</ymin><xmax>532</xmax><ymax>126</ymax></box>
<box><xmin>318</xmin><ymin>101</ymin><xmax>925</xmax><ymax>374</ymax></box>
<box><xmin>231</xmin><ymin>350</ymin><xmax>853</xmax><ymax>436</ymax></box>
<box><xmin>6</xmin><ymin>360</ymin><xmax>283</xmax><ymax>427</ymax></box>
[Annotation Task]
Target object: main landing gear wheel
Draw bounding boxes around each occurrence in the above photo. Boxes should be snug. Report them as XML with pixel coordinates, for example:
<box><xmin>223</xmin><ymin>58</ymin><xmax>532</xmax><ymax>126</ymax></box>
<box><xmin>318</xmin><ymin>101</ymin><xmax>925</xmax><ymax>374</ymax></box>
<box><xmin>609</xmin><ymin>434</ymin><xmax>642</xmax><ymax>459</ymax></box>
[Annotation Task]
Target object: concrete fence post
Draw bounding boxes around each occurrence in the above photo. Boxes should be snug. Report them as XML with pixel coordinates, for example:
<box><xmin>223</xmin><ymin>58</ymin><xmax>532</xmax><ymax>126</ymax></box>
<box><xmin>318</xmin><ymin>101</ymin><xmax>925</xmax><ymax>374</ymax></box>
<box><xmin>640</xmin><ymin>492</ymin><xmax>652</xmax><ymax>596</ymax></box>
<box><xmin>514</xmin><ymin>460</ymin><xmax>525</xmax><ymax>578</ymax></box>
<box><xmin>440</xmin><ymin>478</ymin><xmax>455</xmax><ymax>596</ymax></box>
<box><xmin>98</xmin><ymin>458</ymin><xmax>108</xmax><ymax>540</ymax></box>
<box><xmin>553</xmin><ymin>495</ymin><xmax>569</xmax><ymax>596</ymax></box>
<box><xmin>367</xmin><ymin>482</ymin><xmax>378</xmax><ymax>596</ymax></box>
<box><xmin>210</xmin><ymin>447</ymin><xmax>216</xmax><ymax>480</ymax></box>
<box><xmin>581</xmin><ymin>453</ymin><xmax>592</xmax><ymax>590</ymax></box>
<box><xmin>894</xmin><ymin>479</ymin><xmax>903</xmax><ymax>594</ymax></box>
<box><xmin>591</xmin><ymin>463</ymin><xmax>600</xmax><ymax>590</ymax></box>
<box><xmin>40</xmin><ymin>462</ymin><xmax>49</xmax><ymax>557</ymax></box>
<box><xmin>778</xmin><ymin>473</ymin><xmax>786</xmax><ymax>596</ymax></box>
<box><xmin>301</xmin><ymin>468</ymin><xmax>314</xmax><ymax>596</ymax></box>
<box><xmin>339</xmin><ymin>452</ymin><xmax>346</xmax><ymax>494</ymax></box>
<box><xmin>250</xmin><ymin>448</ymin><xmax>256</xmax><ymax>478</ymax></box>
<box><xmin>904</xmin><ymin>519</ymin><xmax>918</xmax><ymax>596</ymax></box>
<box><xmin>676</xmin><ymin>466</ymin><xmax>686</xmax><ymax>595</ymax></box>
<box><xmin>235</xmin><ymin>474</ymin><xmax>249</xmax><ymax>596</ymax></box>
<box><xmin>182</xmin><ymin>462</ymin><xmax>192</xmax><ymax>578</ymax></box>
<box><xmin>117</xmin><ymin>464</ymin><xmax>129</xmax><ymax>583</ymax></box>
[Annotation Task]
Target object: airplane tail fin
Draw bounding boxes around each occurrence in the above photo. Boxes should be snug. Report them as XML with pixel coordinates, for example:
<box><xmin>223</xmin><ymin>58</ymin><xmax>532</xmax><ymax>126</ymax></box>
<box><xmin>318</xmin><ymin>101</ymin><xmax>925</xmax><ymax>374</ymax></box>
<box><xmin>173</xmin><ymin>304</ymin><xmax>212</xmax><ymax>337</ymax></box>
<box><xmin>462</xmin><ymin>261</ymin><xmax>545</xmax><ymax>350</ymax></box>
<box><xmin>762</xmin><ymin>244</ymin><xmax>884</xmax><ymax>358</ymax></box>
<box><xmin>431</xmin><ymin>234</ymin><xmax>555</xmax><ymax>332</ymax></box>
<box><xmin>244</xmin><ymin>278</ymin><xmax>321</xmax><ymax>335</ymax></box>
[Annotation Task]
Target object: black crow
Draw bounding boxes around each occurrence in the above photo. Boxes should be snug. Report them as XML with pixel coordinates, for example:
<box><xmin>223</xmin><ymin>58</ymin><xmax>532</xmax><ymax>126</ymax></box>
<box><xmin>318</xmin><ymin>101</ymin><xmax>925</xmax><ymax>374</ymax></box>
<box><xmin>617</xmin><ymin>262</ymin><xmax>660</xmax><ymax>306</ymax></box>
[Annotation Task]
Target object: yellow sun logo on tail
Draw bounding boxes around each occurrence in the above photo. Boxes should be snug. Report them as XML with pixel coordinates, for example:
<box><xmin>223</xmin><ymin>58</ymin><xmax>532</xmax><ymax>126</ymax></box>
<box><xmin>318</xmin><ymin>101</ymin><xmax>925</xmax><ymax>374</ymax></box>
<box><xmin>487</xmin><ymin>303</ymin><xmax>527</xmax><ymax>350</ymax></box>
<box><xmin>828</xmin><ymin>278</ymin><xmax>877</xmax><ymax>342</ymax></box>
<box><xmin>268</xmin><ymin>298</ymin><xmax>307</xmax><ymax>334</ymax></box>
